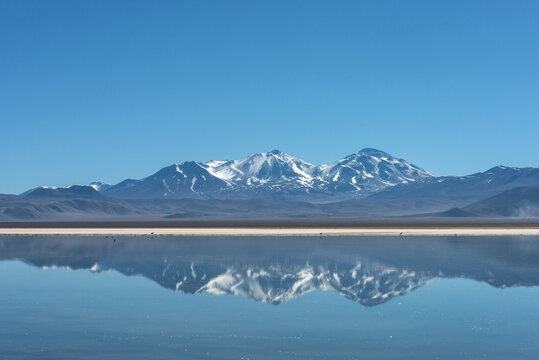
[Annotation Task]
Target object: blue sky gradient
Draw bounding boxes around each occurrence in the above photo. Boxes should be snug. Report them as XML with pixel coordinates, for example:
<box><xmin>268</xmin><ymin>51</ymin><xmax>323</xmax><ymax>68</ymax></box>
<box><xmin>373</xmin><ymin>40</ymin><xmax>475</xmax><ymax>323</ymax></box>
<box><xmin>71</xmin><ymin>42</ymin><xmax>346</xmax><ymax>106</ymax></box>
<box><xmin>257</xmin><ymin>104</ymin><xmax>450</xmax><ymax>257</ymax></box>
<box><xmin>1</xmin><ymin>0</ymin><xmax>538</xmax><ymax>194</ymax></box>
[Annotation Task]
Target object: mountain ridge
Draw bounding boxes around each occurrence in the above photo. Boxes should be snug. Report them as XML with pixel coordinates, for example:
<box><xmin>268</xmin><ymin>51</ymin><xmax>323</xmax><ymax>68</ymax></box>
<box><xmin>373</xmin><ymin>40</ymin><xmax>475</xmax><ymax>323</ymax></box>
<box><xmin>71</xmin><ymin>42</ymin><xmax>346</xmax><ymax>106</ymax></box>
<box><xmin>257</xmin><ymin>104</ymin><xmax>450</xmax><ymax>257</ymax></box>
<box><xmin>3</xmin><ymin>148</ymin><xmax>538</xmax><ymax>220</ymax></box>
<box><xmin>100</xmin><ymin>148</ymin><xmax>435</xmax><ymax>200</ymax></box>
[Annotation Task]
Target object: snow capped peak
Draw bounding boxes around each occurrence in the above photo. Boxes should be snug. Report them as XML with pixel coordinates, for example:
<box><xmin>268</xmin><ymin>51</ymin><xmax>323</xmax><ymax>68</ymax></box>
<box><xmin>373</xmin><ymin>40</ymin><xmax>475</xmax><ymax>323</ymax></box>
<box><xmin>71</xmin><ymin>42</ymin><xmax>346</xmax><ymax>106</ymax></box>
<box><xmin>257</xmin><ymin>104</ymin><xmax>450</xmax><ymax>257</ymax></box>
<box><xmin>203</xmin><ymin>150</ymin><xmax>316</xmax><ymax>187</ymax></box>
<box><xmin>100</xmin><ymin>148</ymin><xmax>435</xmax><ymax>199</ymax></box>
<box><xmin>89</xmin><ymin>181</ymin><xmax>112</xmax><ymax>192</ymax></box>
<box><xmin>357</xmin><ymin>147</ymin><xmax>390</xmax><ymax>156</ymax></box>
<box><xmin>313</xmin><ymin>149</ymin><xmax>435</xmax><ymax>193</ymax></box>
<box><xmin>176</xmin><ymin>160</ymin><xmax>205</xmax><ymax>169</ymax></box>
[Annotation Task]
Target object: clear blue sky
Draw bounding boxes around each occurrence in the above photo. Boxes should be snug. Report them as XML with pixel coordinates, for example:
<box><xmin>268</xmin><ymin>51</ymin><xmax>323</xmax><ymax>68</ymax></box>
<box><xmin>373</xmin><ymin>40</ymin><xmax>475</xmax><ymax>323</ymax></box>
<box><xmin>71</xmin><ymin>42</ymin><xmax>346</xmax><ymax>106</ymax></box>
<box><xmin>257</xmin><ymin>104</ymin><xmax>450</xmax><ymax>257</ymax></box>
<box><xmin>1</xmin><ymin>0</ymin><xmax>538</xmax><ymax>194</ymax></box>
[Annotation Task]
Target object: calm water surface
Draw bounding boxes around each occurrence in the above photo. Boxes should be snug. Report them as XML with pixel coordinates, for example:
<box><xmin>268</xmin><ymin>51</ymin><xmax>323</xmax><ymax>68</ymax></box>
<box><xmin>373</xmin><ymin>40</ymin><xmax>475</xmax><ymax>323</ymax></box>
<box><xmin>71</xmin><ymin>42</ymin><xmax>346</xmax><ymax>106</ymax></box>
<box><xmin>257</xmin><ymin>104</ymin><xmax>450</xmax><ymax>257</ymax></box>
<box><xmin>1</xmin><ymin>235</ymin><xmax>539</xmax><ymax>359</ymax></box>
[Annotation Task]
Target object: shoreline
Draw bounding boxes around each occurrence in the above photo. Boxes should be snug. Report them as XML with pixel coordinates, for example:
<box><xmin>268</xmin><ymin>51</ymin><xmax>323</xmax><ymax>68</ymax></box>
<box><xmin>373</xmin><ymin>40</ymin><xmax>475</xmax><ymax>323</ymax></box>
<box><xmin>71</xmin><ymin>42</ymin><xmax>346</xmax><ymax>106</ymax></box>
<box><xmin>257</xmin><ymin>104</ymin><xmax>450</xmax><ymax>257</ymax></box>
<box><xmin>2</xmin><ymin>228</ymin><xmax>539</xmax><ymax>236</ymax></box>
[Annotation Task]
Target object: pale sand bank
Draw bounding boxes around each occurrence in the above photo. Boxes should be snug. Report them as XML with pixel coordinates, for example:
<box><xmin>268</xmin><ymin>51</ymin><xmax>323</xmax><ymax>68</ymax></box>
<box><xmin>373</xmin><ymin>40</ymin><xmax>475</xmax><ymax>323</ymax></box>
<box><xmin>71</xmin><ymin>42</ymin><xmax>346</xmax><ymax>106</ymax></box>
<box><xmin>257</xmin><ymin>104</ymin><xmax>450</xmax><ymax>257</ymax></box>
<box><xmin>1</xmin><ymin>228</ymin><xmax>539</xmax><ymax>236</ymax></box>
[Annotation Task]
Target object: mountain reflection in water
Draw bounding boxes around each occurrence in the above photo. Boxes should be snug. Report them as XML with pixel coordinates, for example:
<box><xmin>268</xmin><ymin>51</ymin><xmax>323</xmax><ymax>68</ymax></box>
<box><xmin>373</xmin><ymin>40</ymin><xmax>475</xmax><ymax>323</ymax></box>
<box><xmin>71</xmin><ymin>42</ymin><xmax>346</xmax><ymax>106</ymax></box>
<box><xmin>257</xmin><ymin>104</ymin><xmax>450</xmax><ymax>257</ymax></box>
<box><xmin>1</xmin><ymin>235</ymin><xmax>538</xmax><ymax>306</ymax></box>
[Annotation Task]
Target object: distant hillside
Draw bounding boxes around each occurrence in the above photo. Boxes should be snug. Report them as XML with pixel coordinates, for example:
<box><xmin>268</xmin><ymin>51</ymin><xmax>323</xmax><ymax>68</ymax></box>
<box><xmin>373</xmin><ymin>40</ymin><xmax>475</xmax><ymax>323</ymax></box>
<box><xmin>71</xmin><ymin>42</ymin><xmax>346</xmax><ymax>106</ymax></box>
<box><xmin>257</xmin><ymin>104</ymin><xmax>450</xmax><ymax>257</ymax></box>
<box><xmin>436</xmin><ymin>187</ymin><xmax>539</xmax><ymax>218</ymax></box>
<box><xmin>1</xmin><ymin>188</ymin><xmax>138</xmax><ymax>220</ymax></box>
<box><xmin>24</xmin><ymin>185</ymin><xmax>102</xmax><ymax>199</ymax></box>
<box><xmin>367</xmin><ymin>166</ymin><xmax>539</xmax><ymax>206</ymax></box>
<box><xmin>464</xmin><ymin>187</ymin><xmax>539</xmax><ymax>217</ymax></box>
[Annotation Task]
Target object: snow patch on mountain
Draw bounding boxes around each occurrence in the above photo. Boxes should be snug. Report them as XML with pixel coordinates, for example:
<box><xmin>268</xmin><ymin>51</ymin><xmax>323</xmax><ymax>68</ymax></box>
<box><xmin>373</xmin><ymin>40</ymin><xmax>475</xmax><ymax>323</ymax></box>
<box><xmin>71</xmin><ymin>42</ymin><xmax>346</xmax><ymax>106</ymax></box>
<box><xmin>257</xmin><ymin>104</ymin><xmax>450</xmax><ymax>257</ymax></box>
<box><xmin>89</xmin><ymin>181</ymin><xmax>113</xmax><ymax>192</ymax></box>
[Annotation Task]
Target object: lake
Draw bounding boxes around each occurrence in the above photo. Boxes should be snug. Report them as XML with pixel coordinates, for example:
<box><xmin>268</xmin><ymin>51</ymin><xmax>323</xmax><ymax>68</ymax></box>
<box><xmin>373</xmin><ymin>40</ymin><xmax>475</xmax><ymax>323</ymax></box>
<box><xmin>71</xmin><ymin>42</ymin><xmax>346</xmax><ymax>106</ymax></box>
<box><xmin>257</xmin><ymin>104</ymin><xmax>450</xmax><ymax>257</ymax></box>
<box><xmin>1</xmin><ymin>235</ymin><xmax>539</xmax><ymax>359</ymax></box>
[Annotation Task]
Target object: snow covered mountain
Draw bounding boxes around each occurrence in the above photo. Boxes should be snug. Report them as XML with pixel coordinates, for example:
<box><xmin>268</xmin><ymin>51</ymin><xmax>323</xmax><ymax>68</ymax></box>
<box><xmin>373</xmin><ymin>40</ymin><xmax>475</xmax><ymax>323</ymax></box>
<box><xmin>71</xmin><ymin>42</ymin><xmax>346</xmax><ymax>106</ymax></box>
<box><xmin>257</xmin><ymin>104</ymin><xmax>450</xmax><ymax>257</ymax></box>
<box><xmin>104</xmin><ymin>161</ymin><xmax>230</xmax><ymax>199</ymax></box>
<box><xmin>89</xmin><ymin>181</ymin><xmax>113</xmax><ymax>192</ymax></box>
<box><xmin>315</xmin><ymin>148</ymin><xmax>434</xmax><ymax>194</ymax></box>
<box><xmin>102</xmin><ymin>148</ymin><xmax>435</xmax><ymax>200</ymax></box>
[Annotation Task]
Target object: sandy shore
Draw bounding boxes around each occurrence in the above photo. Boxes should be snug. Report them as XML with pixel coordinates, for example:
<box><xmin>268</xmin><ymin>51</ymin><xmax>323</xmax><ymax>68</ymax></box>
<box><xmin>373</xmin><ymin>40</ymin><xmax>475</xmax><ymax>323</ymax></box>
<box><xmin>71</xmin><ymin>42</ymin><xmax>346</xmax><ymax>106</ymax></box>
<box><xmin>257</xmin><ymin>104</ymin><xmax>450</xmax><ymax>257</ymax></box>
<box><xmin>1</xmin><ymin>228</ymin><xmax>539</xmax><ymax>236</ymax></box>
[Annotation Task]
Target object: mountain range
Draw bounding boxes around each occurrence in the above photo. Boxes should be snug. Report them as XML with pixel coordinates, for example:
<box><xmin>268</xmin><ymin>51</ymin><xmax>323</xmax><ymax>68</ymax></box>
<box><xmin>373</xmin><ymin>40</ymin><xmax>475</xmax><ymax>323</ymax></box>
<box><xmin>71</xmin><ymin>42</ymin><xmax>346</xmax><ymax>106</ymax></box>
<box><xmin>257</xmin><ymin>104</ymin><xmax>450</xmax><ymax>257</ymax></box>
<box><xmin>102</xmin><ymin>148</ymin><xmax>435</xmax><ymax>200</ymax></box>
<box><xmin>1</xmin><ymin>148</ymin><xmax>538</xmax><ymax>220</ymax></box>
